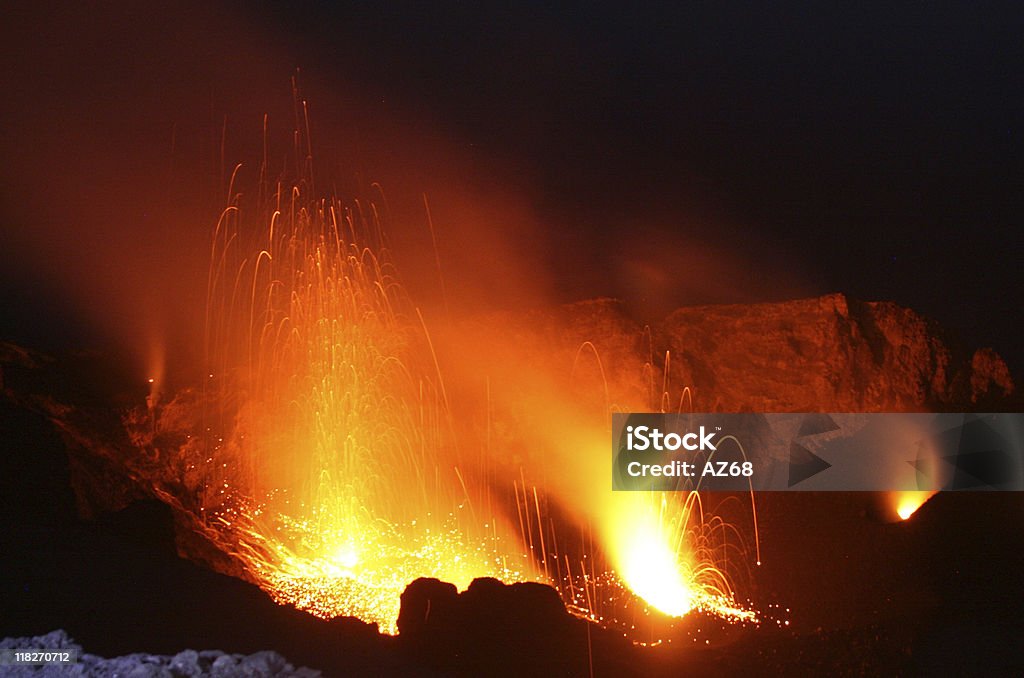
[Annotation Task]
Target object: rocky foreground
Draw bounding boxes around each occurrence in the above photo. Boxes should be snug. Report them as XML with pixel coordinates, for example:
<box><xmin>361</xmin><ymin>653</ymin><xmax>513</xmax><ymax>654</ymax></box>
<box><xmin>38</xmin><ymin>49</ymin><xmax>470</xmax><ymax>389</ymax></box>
<box><xmin>0</xmin><ymin>630</ymin><xmax>319</xmax><ymax>677</ymax></box>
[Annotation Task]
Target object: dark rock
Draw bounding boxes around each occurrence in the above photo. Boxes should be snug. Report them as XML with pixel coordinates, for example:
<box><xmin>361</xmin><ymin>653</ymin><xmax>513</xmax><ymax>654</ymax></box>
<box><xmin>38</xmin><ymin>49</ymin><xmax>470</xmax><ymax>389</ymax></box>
<box><xmin>210</xmin><ymin>653</ymin><xmax>238</xmax><ymax>676</ymax></box>
<box><xmin>1</xmin><ymin>630</ymin><xmax>324</xmax><ymax>677</ymax></box>
<box><xmin>397</xmin><ymin>577</ymin><xmax>459</xmax><ymax>639</ymax></box>
<box><xmin>238</xmin><ymin>650</ymin><xmax>291</xmax><ymax>676</ymax></box>
<box><xmin>457</xmin><ymin>578</ymin><xmax>576</xmax><ymax>675</ymax></box>
<box><xmin>97</xmin><ymin>498</ymin><xmax>178</xmax><ymax>560</ymax></box>
<box><xmin>398</xmin><ymin>577</ymin><xmax>600</xmax><ymax>676</ymax></box>
<box><xmin>508</xmin><ymin>581</ymin><xmax>569</xmax><ymax>625</ymax></box>
<box><xmin>198</xmin><ymin>650</ymin><xmax>224</xmax><ymax>665</ymax></box>
<box><xmin>0</xmin><ymin>628</ymin><xmax>82</xmax><ymax>651</ymax></box>
<box><xmin>169</xmin><ymin>649</ymin><xmax>202</xmax><ymax>677</ymax></box>
<box><xmin>0</xmin><ymin>393</ymin><xmax>78</xmax><ymax>524</ymax></box>
<box><xmin>396</xmin><ymin>577</ymin><xmax>461</xmax><ymax>671</ymax></box>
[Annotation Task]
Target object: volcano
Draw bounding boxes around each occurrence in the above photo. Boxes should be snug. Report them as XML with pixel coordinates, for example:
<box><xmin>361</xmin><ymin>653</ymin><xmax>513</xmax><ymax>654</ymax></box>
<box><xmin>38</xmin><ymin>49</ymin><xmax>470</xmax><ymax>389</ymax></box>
<box><xmin>2</xmin><ymin>295</ymin><xmax>1021</xmax><ymax>676</ymax></box>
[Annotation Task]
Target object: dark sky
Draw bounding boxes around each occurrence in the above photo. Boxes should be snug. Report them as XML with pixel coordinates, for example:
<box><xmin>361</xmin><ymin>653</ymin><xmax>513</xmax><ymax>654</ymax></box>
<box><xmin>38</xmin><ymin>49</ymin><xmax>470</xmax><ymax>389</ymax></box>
<box><xmin>1</xmin><ymin>2</ymin><xmax>1021</xmax><ymax>373</ymax></box>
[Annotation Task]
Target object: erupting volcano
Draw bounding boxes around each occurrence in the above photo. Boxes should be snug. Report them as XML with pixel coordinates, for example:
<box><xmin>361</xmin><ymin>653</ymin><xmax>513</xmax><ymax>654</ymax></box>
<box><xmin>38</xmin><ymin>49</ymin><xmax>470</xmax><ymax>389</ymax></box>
<box><xmin>4</xmin><ymin>5</ymin><xmax>1023</xmax><ymax>672</ymax></box>
<box><xmin>128</xmin><ymin>178</ymin><xmax>527</xmax><ymax>632</ymax></box>
<box><xmin>114</xmin><ymin>108</ymin><xmax>758</xmax><ymax>637</ymax></box>
<box><xmin>196</xmin><ymin>187</ymin><xmax>530</xmax><ymax>633</ymax></box>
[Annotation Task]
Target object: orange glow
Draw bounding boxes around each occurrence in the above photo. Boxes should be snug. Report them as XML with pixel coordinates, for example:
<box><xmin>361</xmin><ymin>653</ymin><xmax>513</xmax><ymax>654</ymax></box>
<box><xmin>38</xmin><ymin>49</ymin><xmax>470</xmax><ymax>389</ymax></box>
<box><xmin>117</xmin><ymin>106</ymin><xmax>758</xmax><ymax>639</ymax></box>
<box><xmin>893</xmin><ymin>490</ymin><xmax>937</xmax><ymax>520</ymax></box>
<box><xmin>190</xmin><ymin>172</ymin><xmax>531</xmax><ymax>633</ymax></box>
<box><xmin>602</xmin><ymin>491</ymin><xmax>757</xmax><ymax>624</ymax></box>
<box><xmin>441</xmin><ymin>318</ymin><xmax>760</xmax><ymax>630</ymax></box>
<box><xmin>620</xmin><ymin>524</ymin><xmax>695</xmax><ymax>617</ymax></box>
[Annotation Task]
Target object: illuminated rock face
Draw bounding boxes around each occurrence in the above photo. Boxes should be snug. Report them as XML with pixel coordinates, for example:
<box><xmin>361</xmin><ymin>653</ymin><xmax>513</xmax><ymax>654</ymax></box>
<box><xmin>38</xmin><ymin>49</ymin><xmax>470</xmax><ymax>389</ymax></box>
<box><xmin>503</xmin><ymin>292</ymin><xmax>1007</xmax><ymax>413</ymax></box>
<box><xmin>659</xmin><ymin>293</ymin><xmax>1013</xmax><ymax>412</ymax></box>
<box><xmin>511</xmin><ymin>293</ymin><xmax>1014</xmax><ymax>413</ymax></box>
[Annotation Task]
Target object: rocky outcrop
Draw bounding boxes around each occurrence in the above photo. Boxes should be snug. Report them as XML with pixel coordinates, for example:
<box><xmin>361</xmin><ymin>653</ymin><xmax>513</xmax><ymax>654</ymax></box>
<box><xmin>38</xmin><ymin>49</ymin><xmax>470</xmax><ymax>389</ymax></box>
<box><xmin>0</xmin><ymin>630</ymin><xmax>321</xmax><ymax>677</ymax></box>
<box><xmin>475</xmin><ymin>294</ymin><xmax>1014</xmax><ymax>413</ymax></box>
<box><xmin>659</xmin><ymin>294</ymin><xmax>1013</xmax><ymax>411</ymax></box>
<box><xmin>397</xmin><ymin>577</ymin><xmax>631</xmax><ymax>676</ymax></box>
<box><xmin>970</xmin><ymin>347</ymin><xmax>1014</xmax><ymax>404</ymax></box>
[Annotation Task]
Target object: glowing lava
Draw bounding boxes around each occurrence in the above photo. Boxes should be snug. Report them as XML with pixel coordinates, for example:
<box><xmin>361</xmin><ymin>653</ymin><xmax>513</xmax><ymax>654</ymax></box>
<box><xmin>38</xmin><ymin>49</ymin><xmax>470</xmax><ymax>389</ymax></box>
<box><xmin>226</xmin><ymin>508</ymin><xmax>520</xmax><ymax>633</ymax></box>
<box><xmin>601</xmin><ymin>491</ymin><xmax>757</xmax><ymax>624</ymax></box>
<box><xmin>194</xmin><ymin>165</ymin><xmax>528</xmax><ymax>633</ymax></box>
<box><xmin>893</xmin><ymin>490</ymin><xmax>938</xmax><ymax>520</ymax></box>
<box><xmin>618</xmin><ymin>518</ymin><xmax>695</xmax><ymax>616</ymax></box>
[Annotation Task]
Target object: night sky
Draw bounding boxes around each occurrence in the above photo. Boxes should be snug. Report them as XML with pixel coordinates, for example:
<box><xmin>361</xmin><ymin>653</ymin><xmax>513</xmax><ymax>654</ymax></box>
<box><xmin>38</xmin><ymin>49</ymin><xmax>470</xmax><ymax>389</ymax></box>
<box><xmin>1</xmin><ymin>2</ymin><xmax>1021</xmax><ymax>373</ymax></box>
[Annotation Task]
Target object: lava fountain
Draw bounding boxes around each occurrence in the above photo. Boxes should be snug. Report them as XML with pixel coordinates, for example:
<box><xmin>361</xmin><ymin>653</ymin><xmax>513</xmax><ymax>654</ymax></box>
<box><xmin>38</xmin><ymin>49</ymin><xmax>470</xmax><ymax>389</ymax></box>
<box><xmin>890</xmin><ymin>490</ymin><xmax>939</xmax><ymax>521</ymax></box>
<box><xmin>186</xmin><ymin>164</ymin><xmax>529</xmax><ymax>633</ymax></box>
<box><xmin>602</xmin><ymin>490</ymin><xmax>756</xmax><ymax>622</ymax></box>
<box><xmin>459</xmin><ymin>327</ymin><xmax>760</xmax><ymax>630</ymax></box>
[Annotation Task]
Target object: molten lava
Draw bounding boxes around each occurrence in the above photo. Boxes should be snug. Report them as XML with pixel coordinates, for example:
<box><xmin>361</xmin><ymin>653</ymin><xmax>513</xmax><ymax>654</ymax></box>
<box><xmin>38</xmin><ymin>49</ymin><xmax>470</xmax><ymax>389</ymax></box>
<box><xmin>618</xmin><ymin>518</ymin><xmax>695</xmax><ymax>617</ymax></box>
<box><xmin>601</xmin><ymin>491</ymin><xmax>756</xmax><ymax>623</ymax></box>
<box><xmin>892</xmin><ymin>490</ymin><xmax>938</xmax><ymax>521</ymax></box>
<box><xmin>195</xmin><ymin>180</ymin><xmax>528</xmax><ymax>633</ymax></box>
